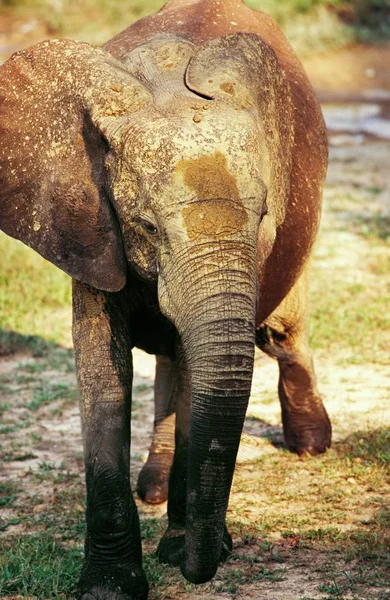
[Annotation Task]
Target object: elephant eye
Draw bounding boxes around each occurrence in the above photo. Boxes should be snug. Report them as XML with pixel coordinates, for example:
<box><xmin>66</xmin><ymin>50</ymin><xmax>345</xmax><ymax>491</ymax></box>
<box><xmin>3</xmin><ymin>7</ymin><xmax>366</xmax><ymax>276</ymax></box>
<box><xmin>140</xmin><ymin>218</ymin><xmax>158</xmax><ymax>235</ymax></box>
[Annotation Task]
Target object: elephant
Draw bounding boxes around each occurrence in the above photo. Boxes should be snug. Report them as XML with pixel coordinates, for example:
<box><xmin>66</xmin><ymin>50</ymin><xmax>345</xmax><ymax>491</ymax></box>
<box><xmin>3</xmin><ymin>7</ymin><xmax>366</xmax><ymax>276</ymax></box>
<box><xmin>0</xmin><ymin>0</ymin><xmax>332</xmax><ymax>598</ymax></box>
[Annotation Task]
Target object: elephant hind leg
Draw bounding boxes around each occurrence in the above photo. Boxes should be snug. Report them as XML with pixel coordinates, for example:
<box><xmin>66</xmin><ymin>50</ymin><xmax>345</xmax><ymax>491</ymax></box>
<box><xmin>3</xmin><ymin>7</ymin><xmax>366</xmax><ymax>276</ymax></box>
<box><xmin>256</xmin><ymin>268</ymin><xmax>332</xmax><ymax>456</ymax></box>
<box><xmin>137</xmin><ymin>355</ymin><xmax>176</xmax><ymax>505</ymax></box>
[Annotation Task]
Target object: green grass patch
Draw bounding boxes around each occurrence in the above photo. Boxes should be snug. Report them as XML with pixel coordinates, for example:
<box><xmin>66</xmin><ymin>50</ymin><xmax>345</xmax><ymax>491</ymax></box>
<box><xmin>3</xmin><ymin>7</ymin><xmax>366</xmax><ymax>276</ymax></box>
<box><xmin>3</xmin><ymin>452</ymin><xmax>37</xmax><ymax>463</ymax></box>
<box><xmin>0</xmin><ymin>401</ymin><xmax>11</xmax><ymax>414</ymax></box>
<box><xmin>352</xmin><ymin>214</ymin><xmax>390</xmax><ymax>243</ymax></box>
<box><xmin>229</xmin><ymin>426</ymin><xmax>390</xmax><ymax>548</ymax></box>
<box><xmin>0</xmin><ymin>534</ymin><xmax>81</xmax><ymax>599</ymax></box>
<box><xmin>214</xmin><ymin>564</ymin><xmax>285</xmax><ymax>593</ymax></box>
<box><xmin>310</xmin><ymin>187</ymin><xmax>390</xmax><ymax>364</ymax></box>
<box><xmin>310</xmin><ymin>274</ymin><xmax>389</xmax><ymax>363</ymax></box>
<box><xmin>0</xmin><ymin>480</ymin><xmax>19</xmax><ymax>507</ymax></box>
<box><xmin>0</xmin><ymin>330</ymin><xmax>58</xmax><ymax>358</ymax></box>
<box><xmin>0</xmin><ymin>421</ymin><xmax>32</xmax><ymax>435</ymax></box>
<box><xmin>27</xmin><ymin>383</ymin><xmax>77</xmax><ymax>412</ymax></box>
<box><xmin>0</xmin><ymin>235</ymin><xmax>71</xmax><ymax>349</ymax></box>
<box><xmin>342</xmin><ymin>428</ymin><xmax>390</xmax><ymax>465</ymax></box>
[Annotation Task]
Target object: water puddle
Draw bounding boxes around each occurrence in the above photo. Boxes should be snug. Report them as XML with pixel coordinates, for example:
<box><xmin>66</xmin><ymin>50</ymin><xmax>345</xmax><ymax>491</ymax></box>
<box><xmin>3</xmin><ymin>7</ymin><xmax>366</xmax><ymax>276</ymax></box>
<box><xmin>322</xmin><ymin>100</ymin><xmax>390</xmax><ymax>145</ymax></box>
<box><xmin>0</xmin><ymin>45</ymin><xmax>19</xmax><ymax>63</ymax></box>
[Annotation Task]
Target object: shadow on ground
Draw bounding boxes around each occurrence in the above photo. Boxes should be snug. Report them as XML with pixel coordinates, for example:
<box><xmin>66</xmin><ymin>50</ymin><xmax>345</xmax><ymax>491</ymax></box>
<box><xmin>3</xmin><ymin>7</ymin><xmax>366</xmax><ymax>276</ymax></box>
<box><xmin>0</xmin><ymin>329</ymin><xmax>66</xmax><ymax>358</ymax></box>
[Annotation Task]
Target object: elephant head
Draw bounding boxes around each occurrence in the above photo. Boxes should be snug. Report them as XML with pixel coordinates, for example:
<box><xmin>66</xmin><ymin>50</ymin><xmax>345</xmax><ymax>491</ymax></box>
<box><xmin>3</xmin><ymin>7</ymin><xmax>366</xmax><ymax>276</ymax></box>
<box><xmin>0</xmin><ymin>33</ymin><xmax>292</xmax><ymax>583</ymax></box>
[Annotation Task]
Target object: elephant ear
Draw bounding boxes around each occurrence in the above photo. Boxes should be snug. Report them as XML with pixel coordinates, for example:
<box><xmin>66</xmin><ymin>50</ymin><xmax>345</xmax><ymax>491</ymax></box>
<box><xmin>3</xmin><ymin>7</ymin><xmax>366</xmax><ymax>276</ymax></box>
<box><xmin>185</xmin><ymin>34</ymin><xmax>294</xmax><ymax>226</ymax></box>
<box><xmin>0</xmin><ymin>39</ymin><xmax>150</xmax><ymax>291</ymax></box>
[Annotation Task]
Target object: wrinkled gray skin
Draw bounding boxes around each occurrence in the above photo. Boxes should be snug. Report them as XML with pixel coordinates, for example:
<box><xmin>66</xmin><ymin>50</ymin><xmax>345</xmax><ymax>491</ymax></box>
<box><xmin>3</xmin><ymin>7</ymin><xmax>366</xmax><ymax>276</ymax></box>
<box><xmin>0</xmin><ymin>1</ymin><xmax>331</xmax><ymax>598</ymax></box>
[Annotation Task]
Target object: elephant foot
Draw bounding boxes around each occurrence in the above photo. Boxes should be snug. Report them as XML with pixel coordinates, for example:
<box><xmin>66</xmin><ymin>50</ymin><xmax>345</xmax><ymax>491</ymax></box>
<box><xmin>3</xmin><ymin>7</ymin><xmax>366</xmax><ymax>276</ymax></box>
<box><xmin>78</xmin><ymin>563</ymin><xmax>148</xmax><ymax>600</ymax></box>
<box><xmin>157</xmin><ymin>526</ymin><xmax>232</xmax><ymax>566</ymax></box>
<box><xmin>80</xmin><ymin>591</ymin><xmax>143</xmax><ymax>600</ymax></box>
<box><xmin>282</xmin><ymin>399</ymin><xmax>332</xmax><ymax>456</ymax></box>
<box><xmin>137</xmin><ymin>451</ymin><xmax>173</xmax><ymax>504</ymax></box>
<box><xmin>157</xmin><ymin>528</ymin><xmax>185</xmax><ymax>566</ymax></box>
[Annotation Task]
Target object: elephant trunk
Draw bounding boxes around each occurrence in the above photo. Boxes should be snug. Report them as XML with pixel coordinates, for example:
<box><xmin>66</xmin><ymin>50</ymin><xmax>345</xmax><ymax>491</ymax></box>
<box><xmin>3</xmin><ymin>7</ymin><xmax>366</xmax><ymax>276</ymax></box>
<box><xmin>160</xmin><ymin>240</ymin><xmax>257</xmax><ymax>583</ymax></box>
<box><xmin>183</xmin><ymin>389</ymin><xmax>251</xmax><ymax>583</ymax></box>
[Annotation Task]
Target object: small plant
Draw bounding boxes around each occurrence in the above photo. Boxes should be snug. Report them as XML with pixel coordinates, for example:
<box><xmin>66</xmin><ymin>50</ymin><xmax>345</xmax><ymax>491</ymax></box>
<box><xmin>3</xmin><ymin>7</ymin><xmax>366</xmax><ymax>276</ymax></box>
<box><xmin>0</xmin><ymin>480</ymin><xmax>19</xmax><ymax>507</ymax></box>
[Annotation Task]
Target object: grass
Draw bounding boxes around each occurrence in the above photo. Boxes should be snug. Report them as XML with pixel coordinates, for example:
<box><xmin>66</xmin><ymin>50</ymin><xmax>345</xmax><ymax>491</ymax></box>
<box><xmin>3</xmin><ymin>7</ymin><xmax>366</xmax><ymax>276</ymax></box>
<box><xmin>310</xmin><ymin>273</ymin><xmax>389</xmax><ymax>363</ymax></box>
<box><xmin>309</xmin><ymin>186</ymin><xmax>390</xmax><ymax>365</ymax></box>
<box><xmin>1</xmin><ymin>428</ymin><xmax>389</xmax><ymax>598</ymax></box>
<box><xmin>0</xmin><ymin>534</ymin><xmax>81</xmax><ymax>598</ymax></box>
<box><xmin>0</xmin><ymin>236</ymin><xmax>72</xmax><ymax>350</ymax></box>
<box><xmin>27</xmin><ymin>382</ymin><xmax>77</xmax><ymax>412</ymax></box>
<box><xmin>0</xmin><ymin>480</ymin><xmax>19</xmax><ymax>507</ymax></box>
<box><xmin>343</xmin><ymin>428</ymin><xmax>390</xmax><ymax>465</ymax></box>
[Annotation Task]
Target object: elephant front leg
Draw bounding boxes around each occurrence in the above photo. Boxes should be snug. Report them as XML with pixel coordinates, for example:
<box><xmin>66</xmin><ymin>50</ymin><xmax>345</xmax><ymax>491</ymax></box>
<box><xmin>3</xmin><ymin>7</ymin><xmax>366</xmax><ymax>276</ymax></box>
<box><xmin>72</xmin><ymin>281</ymin><xmax>148</xmax><ymax>600</ymax></box>
<box><xmin>257</xmin><ymin>269</ymin><xmax>332</xmax><ymax>456</ymax></box>
<box><xmin>137</xmin><ymin>355</ymin><xmax>176</xmax><ymax>504</ymax></box>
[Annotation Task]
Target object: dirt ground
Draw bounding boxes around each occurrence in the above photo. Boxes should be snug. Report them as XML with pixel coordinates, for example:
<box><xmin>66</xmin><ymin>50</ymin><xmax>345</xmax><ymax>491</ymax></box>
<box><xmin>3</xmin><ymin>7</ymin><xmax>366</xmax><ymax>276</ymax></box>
<box><xmin>0</xmin><ymin>19</ymin><xmax>389</xmax><ymax>600</ymax></box>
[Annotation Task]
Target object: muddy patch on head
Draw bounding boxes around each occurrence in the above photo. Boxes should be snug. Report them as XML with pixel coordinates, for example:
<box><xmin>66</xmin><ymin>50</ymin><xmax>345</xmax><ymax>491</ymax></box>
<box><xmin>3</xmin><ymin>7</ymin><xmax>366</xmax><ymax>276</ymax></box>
<box><xmin>220</xmin><ymin>81</ymin><xmax>235</xmax><ymax>96</ymax></box>
<box><xmin>177</xmin><ymin>151</ymin><xmax>247</xmax><ymax>240</ymax></box>
<box><xmin>177</xmin><ymin>150</ymin><xmax>239</xmax><ymax>201</ymax></box>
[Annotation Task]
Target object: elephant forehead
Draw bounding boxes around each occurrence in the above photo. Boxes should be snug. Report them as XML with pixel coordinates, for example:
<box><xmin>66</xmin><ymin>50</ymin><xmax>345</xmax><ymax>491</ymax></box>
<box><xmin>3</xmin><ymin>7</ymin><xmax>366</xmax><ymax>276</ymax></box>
<box><xmin>176</xmin><ymin>151</ymin><xmax>247</xmax><ymax>240</ymax></box>
<box><xmin>126</xmin><ymin>104</ymin><xmax>262</xmax><ymax>177</ymax></box>
<box><xmin>176</xmin><ymin>151</ymin><xmax>239</xmax><ymax>201</ymax></box>
<box><xmin>122</xmin><ymin>107</ymin><xmax>267</xmax><ymax>225</ymax></box>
